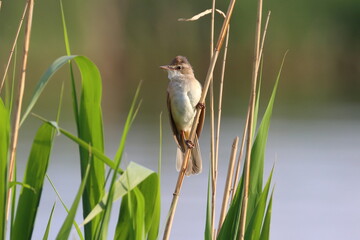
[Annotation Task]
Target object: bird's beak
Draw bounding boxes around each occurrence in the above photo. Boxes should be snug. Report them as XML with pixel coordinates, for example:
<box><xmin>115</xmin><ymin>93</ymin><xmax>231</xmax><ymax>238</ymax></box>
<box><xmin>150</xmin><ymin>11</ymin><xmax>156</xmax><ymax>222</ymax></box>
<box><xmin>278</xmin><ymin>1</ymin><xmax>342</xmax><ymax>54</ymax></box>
<box><xmin>160</xmin><ymin>65</ymin><xmax>171</xmax><ymax>70</ymax></box>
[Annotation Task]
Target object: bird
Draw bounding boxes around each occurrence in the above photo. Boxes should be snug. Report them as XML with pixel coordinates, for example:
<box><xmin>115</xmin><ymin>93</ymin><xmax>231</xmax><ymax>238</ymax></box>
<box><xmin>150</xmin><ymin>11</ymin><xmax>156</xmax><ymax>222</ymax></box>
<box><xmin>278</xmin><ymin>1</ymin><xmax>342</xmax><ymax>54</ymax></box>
<box><xmin>160</xmin><ymin>56</ymin><xmax>205</xmax><ymax>176</ymax></box>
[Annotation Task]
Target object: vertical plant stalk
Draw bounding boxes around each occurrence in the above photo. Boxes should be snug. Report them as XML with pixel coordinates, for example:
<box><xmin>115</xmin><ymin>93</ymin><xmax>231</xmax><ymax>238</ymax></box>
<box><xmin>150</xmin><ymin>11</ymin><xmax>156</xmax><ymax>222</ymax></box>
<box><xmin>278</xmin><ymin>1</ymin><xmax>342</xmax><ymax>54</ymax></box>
<box><xmin>238</xmin><ymin>0</ymin><xmax>263</xmax><ymax>238</ymax></box>
<box><xmin>162</xmin><ymin>1</ymin><xmax>237</xmax><ymax>239</ymax></box>
<box><xmin>6</xmin><ymin>0</ymin><xmax>35</xmax><ymax>218</ymax></box>
<box><xmin>209</xmin><ymin>0</ymin><xmax>216</xmax><ymax>238</ymax></box>
<box><xmin>218</xmin><ymin>136</ymin><xmax>238</xmax><ymax>230</ymax></box>
<box><xmin>231</xmin><ymin>112</ymin><xmax>249</xmax><ymax>200</ymax></box>
<box><xmin>215</xmin><ymin>24</ymin><xmax>230</xmax><ymax>186</ymax></box>
<box><xmin>231</xmin><ymin>11</ymin><xmax>270</xmax><ymax>200</ymax></box>
<box><xmin>0</xmin><ymin>2</ymin><xmax>29</xmax><ymax>93</ymax></box>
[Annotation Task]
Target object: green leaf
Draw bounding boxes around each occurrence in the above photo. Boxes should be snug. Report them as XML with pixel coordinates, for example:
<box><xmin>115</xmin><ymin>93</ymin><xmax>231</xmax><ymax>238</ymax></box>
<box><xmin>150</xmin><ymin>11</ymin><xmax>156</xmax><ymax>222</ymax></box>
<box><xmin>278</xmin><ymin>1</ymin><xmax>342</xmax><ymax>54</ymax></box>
<box><xmin>46</xmin><ymin>175</ymin><xmax>84</xmax><ymax>240</ymax></box>
<box><xmin>204</xmin><ymin>170</ymin><xmax>213</xmax><ymax>240</ymax></box>
<box><xmin>73</xmin><ymin>55</ymin><xmax>106</xmax><ymax>238</ymax></box>
<box><xmin>12</xmin><ymin>123</ymin><xmax>55</xmax><ymax>240</ymax></box>
<box><xmin>56</xmin><ymin>163</ymin><xmax>91</xmax><ymax>240</ymax></box>
<box><xmin>42</xmin><ymin>202</ymin><xmax>56</xmax><ymax>240</ymax></box>
<box><xmin>8</xmin><ymin>181</ymin><xmax>36</xmax><ymax>193</ymax></box>
<box><xmin>137</xmin><ymin>173</ymin><xmax>160</xmax><ymax>239</ymax></box>
<box><xmin>20</xmin><ymin>55</ymin><xmax>77</xmax><ymax>126</ymax></box>
<box><xmin>244</xmin><ymin>168</ymin><xmax>274</xmax><ymax>240</ymax></box>
<box><xmin>115</xmin><ymin>187</ymin><xmax>146</xmax><ymax>240</ymax></box>
<box><xmin>259</xmin><ymin>189</ymin><xmax>274</xmax><ymax>240</ymax></box>
<box><xmin>218</xmin><ymin>52</ymin><xmax>287</xmax><ymax>239</ymax></box>
<box><xmin>83</xmin><ymin>162</ymin><xmax>154</xmax><ymax>225</ymax></box>
<box><xmin>95</xmin><ymin>82</ymin><xmax>142</xmax><ymax>239</ymax></box>
<box><xmin>34</xmin><ymin>115</ymin><xmax>118</xmax><ymax>171</ymax></box>
<box><xmin>245</xmin><ymin>52</ymin><xmax>286</xmax><ymax>228</ymax></box>
<box><xmin>0</xmin><ymin>99</ymin><xmax>10</xmax><ymax>240</ymax></box>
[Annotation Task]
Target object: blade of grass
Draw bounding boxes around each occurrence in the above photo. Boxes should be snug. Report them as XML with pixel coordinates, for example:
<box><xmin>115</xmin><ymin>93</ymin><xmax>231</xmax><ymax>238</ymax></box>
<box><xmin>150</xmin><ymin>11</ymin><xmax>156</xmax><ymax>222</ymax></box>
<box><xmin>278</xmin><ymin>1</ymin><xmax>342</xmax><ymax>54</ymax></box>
<box><xmin>33</xmin><ymin>113</ymin><xmax>118</xmax><ymax>171</ymax></box>
<box><xmin>46</xmin><ymin>175</ymin><xmax>84</xmax><ymax>240</ymax></box>
<box><xmin>82</xmin><ymin>162</ymin><xmax>154</xmax><ymax>225</ymax></box>
<box><xmin>42</xmin><ymin>202</ymin><xmax>56</xmax><ymax>240</ymax></box>
<box><xmin>0</xmin><ymin>99</ymin><xmax>10</xmax><ymax>240</ymax></box>
<box><xmin>243</xmin><ymin>52</ymin><xmax>287</xmax><ymax>231</ymax></box>
<box><xmin>95</xmin><ymin>82</ymin><xmax>142</xmax><ymax>239</ymax></box>
<box><xmin>12</xmin><ymin>123</ymin><xmax>55</xmax><ymax>240</ymax></box>
<box><xmin>217</xmin><ymin>52</ymin><xmax>287</xmax><ymax>240</ymax></box>
<box><xmin>205</xmin><ymin>170</ymin><xmax>213</xmax><ymax>240</ymax></box>
<box><xmin>244</xmin><ymin>168</ymin><xmax>273</xmax><ymax>240</ymax></box>
<box><xmin>20</xmin><ymin>55</ymin><xmax>77</xmax><ymax>126</ymax></box>
<box><xmin>75</xmin><ymin>55</ymin><xmax>106</xmax><ymax>239</ymax></box>
<box><xmin>56</xmin><ymin>162</ymin><xmax>91</xmax><ymax>240</ymax></box>
<box><xmin>259</xmin><ymin>189</ymin><xmax>274</xmax><ymax>240</ymax></box>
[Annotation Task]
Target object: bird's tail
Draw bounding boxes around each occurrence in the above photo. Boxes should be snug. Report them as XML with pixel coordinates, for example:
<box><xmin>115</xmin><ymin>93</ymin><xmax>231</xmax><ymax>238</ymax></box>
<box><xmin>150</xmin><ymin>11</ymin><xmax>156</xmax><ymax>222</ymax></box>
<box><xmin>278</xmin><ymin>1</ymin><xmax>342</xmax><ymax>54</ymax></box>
<box><xmin>176</xmin><ymin>135</ymin><xmax>202</xmax><ymax>176</ymax></box>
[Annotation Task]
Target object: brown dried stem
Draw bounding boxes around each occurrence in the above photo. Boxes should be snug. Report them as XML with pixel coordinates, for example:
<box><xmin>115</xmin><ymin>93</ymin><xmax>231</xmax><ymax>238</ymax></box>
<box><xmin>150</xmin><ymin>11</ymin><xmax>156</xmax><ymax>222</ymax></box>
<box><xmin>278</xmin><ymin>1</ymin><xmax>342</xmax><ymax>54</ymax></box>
<box><xmin>162</xmin><ymin>0</ymin><xmax>237</xmax><ymax>239</ymax></box>
<box><xmin>6</xmin><ymin>0</ymin><xmax>35</xmax><ymax>218</ymax></box>
<box><xmin>218</xmin><ymin>136</ymin><xmax>239</xmax><ymax>231</ymax></box>
<box><xmin>0</xmin><ymin>2</ymin><xmax>29</xmax><ymax>93</ymax></box>
<box><xmin>238</xmin><ymin>0</ymin><xmax>263</xmax><ymax>238</ymax></box>
<box><xmin>231</xmin><ymin>111</ymin><xmax>249</xmax><ymax>200</ymax></box>
<box><xmin>209</xmin><ymin>0</ymin><xmax>216</xmax><ymax>238</ymax></box>
<box><xmin>231</xmin><ymin>11</ymin><xmax>271</xmax><ymax>201</ymax></box>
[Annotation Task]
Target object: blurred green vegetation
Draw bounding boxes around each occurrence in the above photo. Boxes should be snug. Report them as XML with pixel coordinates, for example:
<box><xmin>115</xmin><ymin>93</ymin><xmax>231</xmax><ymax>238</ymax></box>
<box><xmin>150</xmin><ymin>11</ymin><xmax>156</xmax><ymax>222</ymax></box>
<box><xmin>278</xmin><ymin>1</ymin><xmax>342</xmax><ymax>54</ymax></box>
<box><xmin>0</xmin><ymin>0</ymin><xmax>359</xmax><ymax>119</ymax></box>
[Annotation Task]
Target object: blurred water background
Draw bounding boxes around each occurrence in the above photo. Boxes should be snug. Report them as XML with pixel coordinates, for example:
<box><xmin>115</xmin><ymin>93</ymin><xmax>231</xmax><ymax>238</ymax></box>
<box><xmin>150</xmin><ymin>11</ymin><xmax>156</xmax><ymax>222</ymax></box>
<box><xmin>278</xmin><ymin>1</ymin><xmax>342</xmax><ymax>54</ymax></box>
<box><xmin>1</xmin><ymin>0</ymin><xmax>360</xmax><ymax>239</ymax></box>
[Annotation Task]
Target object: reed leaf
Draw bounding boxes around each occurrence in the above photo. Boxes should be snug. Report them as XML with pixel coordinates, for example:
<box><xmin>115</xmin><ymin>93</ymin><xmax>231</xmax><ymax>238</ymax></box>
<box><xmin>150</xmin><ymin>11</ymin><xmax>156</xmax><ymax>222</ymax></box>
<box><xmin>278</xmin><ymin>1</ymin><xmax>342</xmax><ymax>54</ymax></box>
<box><xmin>217</xmin><ymin>53</ymin><xmax>286</xmax><ymax>239</ymax></box>
<box><xmin>95</xmin><ymin>82</ymin><xmax>141</xmax><ymax>239</ymax></box>
<box><xmin>12</xmin><ymin>123</ymin><xmax>55</xmax><ymax>240</ymax></box>
<box><xmin>259</xmin><ymin>190</ymin><xmax>273</xmax><ymax>240</ymax></box>
<box><xmin>46</xmin><ymin>175</ymin><xmax>84</xmax><ymax>240</ymax></box>
<box><xmin>42</xmin><ymin>202</ymin><xmax>56</xmax><ymax>240</ymax></box>
<box><xmin>0</xmin><ymin>99</ymin><xmax>10</xmax><ymax>240</ymax></box>
<box><xmin>205</xmin><ymin>171</ymin><xmax>213</xmax><ymax>240</ymax></box>
<box><xmin>244</xmin><ymin>168</ymin><xmax>273</xmax><ymax>240</ymax></box>
<box><xmin>56</xmin><ymin>163</ymin><xmax>91</xmax><ymax>240</ymax></box>
<box><xmin>83</xmin><ymin>162</ymin><xmax>154</xmax><ymax>225</ymax></box>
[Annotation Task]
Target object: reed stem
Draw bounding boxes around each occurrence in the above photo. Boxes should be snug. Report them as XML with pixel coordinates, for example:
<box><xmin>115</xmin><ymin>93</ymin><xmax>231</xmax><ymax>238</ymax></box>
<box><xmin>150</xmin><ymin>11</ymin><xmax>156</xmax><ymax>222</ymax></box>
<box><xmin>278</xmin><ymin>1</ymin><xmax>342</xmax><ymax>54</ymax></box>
<box><xmin>218</xmin><ymin>137</ymin><xmax>239</xmax><ymax>231</ymax></box>
<box><xmin>0</xmin><ymin>2</ymin><xmax>29</xmax><ymax>93</ymax></box>
<box><xmin>6</xmin><ymin>0</ymin><xmax>35</xmax><ymax>219</ymax></box>
<box><xmin>238</xmin><ymin>0</ymin><xmax>263</xmax><ymax>238</ymax></box>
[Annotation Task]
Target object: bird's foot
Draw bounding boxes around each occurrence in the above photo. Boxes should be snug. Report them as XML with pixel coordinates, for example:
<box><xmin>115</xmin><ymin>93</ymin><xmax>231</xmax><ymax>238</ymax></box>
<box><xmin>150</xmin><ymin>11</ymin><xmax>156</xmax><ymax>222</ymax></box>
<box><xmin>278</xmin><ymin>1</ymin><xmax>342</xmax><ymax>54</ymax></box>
<box><xmin>196</xmin><ymin>102</ymin><xmax>205</xmax><ymax>110</ymax></box>
<box><xmin>185</xmin><ymin>140</ymin><xmax>195</xmax><ymax>149</ymax></box>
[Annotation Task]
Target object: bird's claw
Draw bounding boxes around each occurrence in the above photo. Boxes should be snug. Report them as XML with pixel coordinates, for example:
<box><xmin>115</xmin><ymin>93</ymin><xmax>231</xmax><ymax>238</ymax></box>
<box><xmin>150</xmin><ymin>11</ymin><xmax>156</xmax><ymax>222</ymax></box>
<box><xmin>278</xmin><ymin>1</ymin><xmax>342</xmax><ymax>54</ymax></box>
<box><xmin>185</xmin><ymin>140</ymin><xmax>195</xmax><ymax>149</ymax></box>
<box><xmin>196</xmin><ymin>102</ymin><xmax>205</xmax><ymax>110</ymax></box>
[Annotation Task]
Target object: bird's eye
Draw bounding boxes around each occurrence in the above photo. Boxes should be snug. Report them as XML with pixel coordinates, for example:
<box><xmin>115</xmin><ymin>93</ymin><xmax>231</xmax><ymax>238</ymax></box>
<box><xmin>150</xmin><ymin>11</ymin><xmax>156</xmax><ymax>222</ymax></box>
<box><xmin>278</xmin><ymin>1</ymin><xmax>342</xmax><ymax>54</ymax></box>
<box><xmin>176</xmin><ymin>66</ymin><xmax>182</xmax><ymax>70</ymax></box>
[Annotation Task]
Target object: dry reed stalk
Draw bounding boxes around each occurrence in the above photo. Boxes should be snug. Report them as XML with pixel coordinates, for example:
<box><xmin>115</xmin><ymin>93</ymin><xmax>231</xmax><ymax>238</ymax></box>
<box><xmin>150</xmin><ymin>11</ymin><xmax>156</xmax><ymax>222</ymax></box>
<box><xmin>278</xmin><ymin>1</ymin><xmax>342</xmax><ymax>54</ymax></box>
<box><xmin>162</xmin><ymin>0</ymin><xmax>237</xmax><ymax>239</ymax></box>
<box><xmin>231</xmin><ymin>111</ymin><xmax>249</xmax><ymax>200</ymax></box>
<box><xmin>0</xmin><ymin>2</ymin><xmax>29</xmax><ymax>93</ymax></box>
<box><xmin>231</xmin><ymin>11</ymin><xmax>271</xmax><ymax>202</ymax></box>
<box><xmin>238</xmin><ymin>0</ymin><xmax>263</xmax><ymax>238</ymax></box>
<box><xmin>218</xmin><ymin>136</ymin><xmax>239</xmax><ymax>231</ymax></box>
<box><xmin>215</xmin><ymin>25</ymin><xmax>230</xmax><ymax>178</ymax></box>
<box><xmin>6</xmin><ymin>0</ymin><xmax>35</xmax><ymax>218</ymax></box>
<box><xmin>209</xmin><ymin>0</ymin><xmax>216</xmax><ymax>238</ymax></box>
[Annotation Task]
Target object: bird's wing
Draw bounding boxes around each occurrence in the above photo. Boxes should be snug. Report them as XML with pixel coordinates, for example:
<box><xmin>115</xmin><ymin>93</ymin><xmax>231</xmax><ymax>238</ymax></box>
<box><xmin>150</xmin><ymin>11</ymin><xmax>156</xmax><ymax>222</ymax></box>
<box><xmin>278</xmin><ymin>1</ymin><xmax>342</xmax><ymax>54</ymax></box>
<box><xmin>196</xmin><ymin>102</ymin><xmax>205</xmax><ymax>138</ymax></box>
<box><xmin>167</xmin><ymin>93</ymin><xmax>185</xmax><ymax>152</ymax></box>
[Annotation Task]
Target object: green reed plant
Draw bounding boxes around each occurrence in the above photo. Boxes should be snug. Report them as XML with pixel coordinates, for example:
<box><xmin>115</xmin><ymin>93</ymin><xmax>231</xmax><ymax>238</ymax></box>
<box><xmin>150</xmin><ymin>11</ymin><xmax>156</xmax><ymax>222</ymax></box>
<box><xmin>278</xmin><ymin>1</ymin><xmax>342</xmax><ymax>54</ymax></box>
<box><xmin>0</xmin><ymin>1</ymin><xmax>161</xmax><ymax>239</ymax></box>
<box><xmin>0</xmin><ymin>0</ymin><xmax>286</xmax><ymax>239</ymax></box>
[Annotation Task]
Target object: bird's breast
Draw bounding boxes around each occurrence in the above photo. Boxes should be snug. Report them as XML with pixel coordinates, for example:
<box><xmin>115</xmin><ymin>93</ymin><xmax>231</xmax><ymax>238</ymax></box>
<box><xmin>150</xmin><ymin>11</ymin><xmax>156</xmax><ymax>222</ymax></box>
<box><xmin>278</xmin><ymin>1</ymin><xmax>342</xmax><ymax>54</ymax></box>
<box><xmin>168</xmin><ymin>79</ymin><xmax>202</xmax><ymax>131</ymax></box>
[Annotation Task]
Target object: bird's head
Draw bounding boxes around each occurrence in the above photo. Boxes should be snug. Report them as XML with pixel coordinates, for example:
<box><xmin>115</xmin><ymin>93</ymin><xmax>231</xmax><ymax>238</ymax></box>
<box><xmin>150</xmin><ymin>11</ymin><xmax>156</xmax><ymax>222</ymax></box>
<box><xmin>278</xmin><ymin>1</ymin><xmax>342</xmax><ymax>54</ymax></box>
<box><xmin>160</xmin><ymin>56</ymin><xmax>194</xmax><ymax>80</ymax></box>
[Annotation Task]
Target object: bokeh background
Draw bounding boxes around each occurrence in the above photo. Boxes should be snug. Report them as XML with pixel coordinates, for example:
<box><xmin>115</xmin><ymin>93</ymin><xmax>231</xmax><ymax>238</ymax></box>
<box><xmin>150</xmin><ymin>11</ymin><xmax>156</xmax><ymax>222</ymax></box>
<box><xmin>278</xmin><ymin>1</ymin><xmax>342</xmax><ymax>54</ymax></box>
<box><xmin>1</xmin><ymin>0</ymin><xmax>360</xmax><ymax>239</ymax></box>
